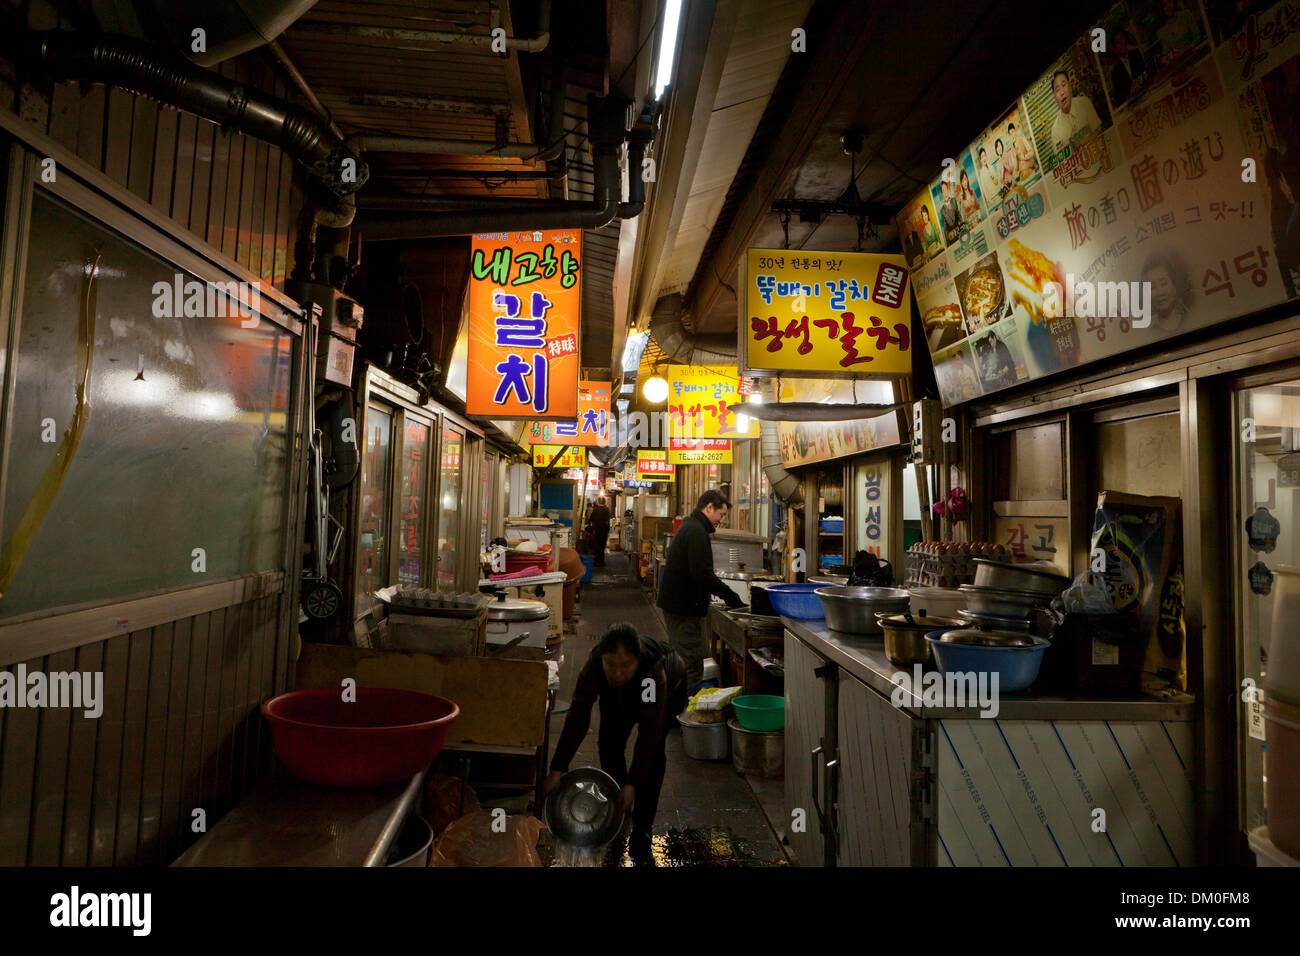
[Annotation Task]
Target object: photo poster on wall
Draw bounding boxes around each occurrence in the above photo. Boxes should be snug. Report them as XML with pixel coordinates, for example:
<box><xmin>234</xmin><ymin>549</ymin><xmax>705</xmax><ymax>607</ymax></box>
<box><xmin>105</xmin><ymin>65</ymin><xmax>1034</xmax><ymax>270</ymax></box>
<box><xmin>896</xmin><ymin>0</ymin><xmax>1300</xmax><ymax>408</ymax></box>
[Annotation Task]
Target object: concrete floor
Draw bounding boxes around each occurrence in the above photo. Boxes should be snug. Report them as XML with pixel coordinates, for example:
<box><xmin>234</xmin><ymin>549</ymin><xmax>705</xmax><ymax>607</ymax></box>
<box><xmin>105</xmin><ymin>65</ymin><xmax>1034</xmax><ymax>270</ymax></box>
<box><xmin>546</xmin><ymin>552</ymin><xmax>790</xmax><ymax>867</ymax></box>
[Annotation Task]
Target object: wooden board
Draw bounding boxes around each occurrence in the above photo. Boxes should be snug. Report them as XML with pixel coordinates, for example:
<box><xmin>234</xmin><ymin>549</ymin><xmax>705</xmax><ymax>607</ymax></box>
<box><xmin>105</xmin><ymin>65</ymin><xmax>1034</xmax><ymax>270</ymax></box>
<box><xmin>294</xmin><ymin>644</ymin><xmax>548</xmax><ymax>749</ymax></box>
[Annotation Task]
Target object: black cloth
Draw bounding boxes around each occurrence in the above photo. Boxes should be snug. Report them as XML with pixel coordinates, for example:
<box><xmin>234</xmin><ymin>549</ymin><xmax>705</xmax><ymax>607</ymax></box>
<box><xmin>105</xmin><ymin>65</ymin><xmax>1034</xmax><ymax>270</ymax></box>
<box><xmin>1109</xmin><ymin>49</ymin><xmax>1146</xmax><ymax>107</ymax></box>
<box><xmin>549</xmin><ymin>636</ymin><xmax>688</xmax><ymax>834</ymax></box>
<box><xmin>656</xmin><ymin>510</ymin><xmax>744</xmax><ymax>617</ymax></box>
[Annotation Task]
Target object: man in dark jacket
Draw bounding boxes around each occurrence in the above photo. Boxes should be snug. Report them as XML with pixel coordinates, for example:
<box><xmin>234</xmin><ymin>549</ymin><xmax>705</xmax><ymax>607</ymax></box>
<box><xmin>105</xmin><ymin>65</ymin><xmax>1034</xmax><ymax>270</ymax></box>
<box><xmin>656</xmin><ymin>489</ymin><xmax>745</xmax><ymax>694</ymax></box>
<box><xmin>544</xmin><ymin>623</ymin><xmax>688</xmax><ymax>861</ymax></box>
<box><xmin>587</xmin><ymin>496</ymin><xmax>612</xmax><ymax>566</ymax></box>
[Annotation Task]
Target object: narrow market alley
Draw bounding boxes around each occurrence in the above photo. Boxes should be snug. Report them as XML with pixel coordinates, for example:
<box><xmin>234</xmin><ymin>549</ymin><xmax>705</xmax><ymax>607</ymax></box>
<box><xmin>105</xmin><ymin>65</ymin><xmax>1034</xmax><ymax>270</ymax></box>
<box><xmin>546</xmin><ymin>553</ymin><xmax>789</xmax><ymax>867</ymax></box>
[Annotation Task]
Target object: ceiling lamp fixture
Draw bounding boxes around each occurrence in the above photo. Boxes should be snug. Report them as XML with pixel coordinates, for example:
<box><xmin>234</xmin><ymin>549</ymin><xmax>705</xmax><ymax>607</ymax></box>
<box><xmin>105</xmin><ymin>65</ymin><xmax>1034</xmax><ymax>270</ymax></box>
<box><xmin>643</xmin><ymin>374</ymin><xmax>670</xmax><ymax>404</ymax></box>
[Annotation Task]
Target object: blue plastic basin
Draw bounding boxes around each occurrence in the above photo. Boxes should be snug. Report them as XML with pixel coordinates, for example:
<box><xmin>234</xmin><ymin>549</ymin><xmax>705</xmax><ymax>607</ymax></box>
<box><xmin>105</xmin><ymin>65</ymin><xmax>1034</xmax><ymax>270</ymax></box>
<box><xmin>762</xmin><ymin>582</ymin><xmax>826</xmax><ymax>620</ymax></box>
<box><xmin>923</xmin><ymin>632</ymin><xmax>1049</xmax><ymax>693</ymax></box>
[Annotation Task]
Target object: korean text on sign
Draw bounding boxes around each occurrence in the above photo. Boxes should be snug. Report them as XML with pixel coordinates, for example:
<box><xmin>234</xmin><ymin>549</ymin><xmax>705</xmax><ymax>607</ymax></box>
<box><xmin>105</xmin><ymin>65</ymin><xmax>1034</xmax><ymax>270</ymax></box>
<box><xmin>467</xmin><ymin>230</ymin><xmax>581</xmax><ymax>419</ymax></box>
<box><xmin>743</xmin><ymin>249</ymin><xmax>911</xmax><ymax>375</ymax></box>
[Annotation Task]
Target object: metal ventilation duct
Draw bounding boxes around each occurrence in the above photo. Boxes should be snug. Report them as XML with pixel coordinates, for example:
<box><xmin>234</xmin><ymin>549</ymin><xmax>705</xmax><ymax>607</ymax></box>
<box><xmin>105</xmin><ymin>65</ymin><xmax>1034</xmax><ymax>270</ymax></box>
<box><xmin>93</xmin><ymin>0</ymin><xmax>318</xmax><ymax>66</ymax></box>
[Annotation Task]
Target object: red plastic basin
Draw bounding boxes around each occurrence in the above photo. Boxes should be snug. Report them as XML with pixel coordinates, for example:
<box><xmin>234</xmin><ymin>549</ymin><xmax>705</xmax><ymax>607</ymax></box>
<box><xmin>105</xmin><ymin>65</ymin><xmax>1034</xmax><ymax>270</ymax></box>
<box><xmin>262</xmin><ymin>687</ymin><xmax>459</xmax><ymax>788</ymax></box>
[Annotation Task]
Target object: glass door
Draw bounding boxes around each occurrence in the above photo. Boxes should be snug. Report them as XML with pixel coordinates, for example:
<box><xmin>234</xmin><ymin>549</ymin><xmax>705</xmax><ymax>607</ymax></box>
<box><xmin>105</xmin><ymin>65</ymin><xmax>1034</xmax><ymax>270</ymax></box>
<box><xmin>357</xmin><ymin>402</ymin><xmax>394</xmax><ymax>613</ymax></box>
<box><xmin>1233</xmin><ymin>376</ymin><xmax>1300</xmax><ymax>835</ymax></box>
<box><xmin>436</xmin><ymin>421</ymin><xmax>465</xmax><ymax>591</ymax></box>
<box><xmin>396</xmin><ymin>415</ymin><xmax>432</xmax><ymax>588</ymax></box>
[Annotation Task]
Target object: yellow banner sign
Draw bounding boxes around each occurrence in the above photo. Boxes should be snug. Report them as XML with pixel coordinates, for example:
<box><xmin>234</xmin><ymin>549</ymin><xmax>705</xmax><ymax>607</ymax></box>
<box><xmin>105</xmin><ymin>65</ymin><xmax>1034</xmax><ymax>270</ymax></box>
<box><xmin>667</xmin><ymin>365</ymin><xmax>759</xmax><ymax>439</ymax></box>
<box><xmin>636</xmin><ymin>450</ymin><xmax>675</xmax><ymax>481</ymax></box>
<box><xmin>533</xmin><ymin>445</ymin><xmax>586</xmax><ymax>468</ymax></box>
<box><xmin>523</xmin><ymin>380</ymin><xmax>612</xmax><ymax>446</ymax></box>
<box><xmin>668</xmin><ymin>438</ymin><xmax>733</xmax><ymax>465</ymax></box>
<box><xmin>740</xmin><ymin>249</ymin><xmax>912</xmax><ymax>376</ymax></box>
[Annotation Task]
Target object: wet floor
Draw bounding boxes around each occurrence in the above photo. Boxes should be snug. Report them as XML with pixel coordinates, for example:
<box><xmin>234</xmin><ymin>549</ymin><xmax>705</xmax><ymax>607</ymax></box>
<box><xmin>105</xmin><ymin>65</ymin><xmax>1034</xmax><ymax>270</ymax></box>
<box><xmin>547</xmin><ymin>552</ymin><xmax>789</xmax><ymax>867</ymax></box>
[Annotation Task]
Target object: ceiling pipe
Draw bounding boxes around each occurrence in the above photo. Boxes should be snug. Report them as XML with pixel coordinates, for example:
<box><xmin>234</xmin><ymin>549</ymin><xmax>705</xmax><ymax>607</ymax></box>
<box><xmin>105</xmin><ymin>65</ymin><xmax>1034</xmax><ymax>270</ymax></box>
<box><xmin>357</xmin><ymin>94</ymin><xmax>640</xmax><ymax>240</ymax></box>
<box><xmin>644</xmin><ymin>293</ymin><xmax>801</xmax><ymax>506</ymax></box>
<box><xmin>11</xmin><ymin>29</ymin><xmax>367</xmax><ymax>197</ymax></box>
<box><xmin>292</xmin><ymin>0</ymin><xmax>551</xmax><ymax>53</ymax></box>
<box><xmin>345</xmin><ymin>57</ymin><xmax>568</xmax><ymax>164</ymax></box>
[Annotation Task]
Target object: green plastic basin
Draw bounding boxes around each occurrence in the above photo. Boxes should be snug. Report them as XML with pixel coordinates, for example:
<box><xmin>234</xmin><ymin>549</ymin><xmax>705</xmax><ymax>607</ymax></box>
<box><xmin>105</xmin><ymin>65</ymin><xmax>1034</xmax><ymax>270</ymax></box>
<box><xmin>732</xmin><ymin>694</ymin><xmax>785</xmax><ymax>732</ymax></box>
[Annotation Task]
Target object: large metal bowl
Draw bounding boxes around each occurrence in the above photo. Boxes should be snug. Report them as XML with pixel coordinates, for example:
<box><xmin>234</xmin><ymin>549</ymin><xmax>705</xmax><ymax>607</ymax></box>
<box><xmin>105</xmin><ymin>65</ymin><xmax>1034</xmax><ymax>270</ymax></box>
<box><xmin>544</xmin><ymin>767</ymin><xmax>624</xmax><ymax>849</ymax></box>
<box><xmin>972</xmin><ymin>558</ymin><xmax>1069</xmax><ymax>597</ymax></box>
<box><xmin>959</xmin><ymin>584</ymin><xmax>1049</xmax><ymax>617</ymax></box>
<box><xmin>876</xmin><ymin>612</ymin><xmax>962</xmax><ymax>666</ymax></box>
<box><xmin>815</xmin><ymin>586</ymin><xmax>910</xmax><ymax>635</ymax></box>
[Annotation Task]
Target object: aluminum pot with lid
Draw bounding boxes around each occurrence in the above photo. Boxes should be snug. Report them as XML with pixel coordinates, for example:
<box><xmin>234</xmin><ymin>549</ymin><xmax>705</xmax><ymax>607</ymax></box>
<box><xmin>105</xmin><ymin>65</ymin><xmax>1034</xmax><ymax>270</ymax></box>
<box><xmin>486</xmin><ymin>592</ymin><xmax>550</xmax><ymax>622</ymax></box>
<box><xmin>934</xmin><ymin>627</ymin><xmax>1039</xmax><ymax>647</ymax></box>
<box><xmin>814</xmin><ymin>586</ymin><xmax>910</xmax><ymax>635</ymax></box>
<box><xmin>717</xmin><ymin>568</ymin><xmax>781</xmax><ymax>606</ymax></box>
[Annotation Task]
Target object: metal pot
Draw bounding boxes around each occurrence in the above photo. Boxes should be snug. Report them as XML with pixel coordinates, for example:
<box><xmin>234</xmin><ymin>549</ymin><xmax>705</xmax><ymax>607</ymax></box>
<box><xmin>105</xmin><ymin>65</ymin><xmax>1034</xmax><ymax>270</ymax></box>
<box><xmin>678</xmin><ymin>714</ymin><xmax>731</xmax><ymax>760</ymax></box>
<box><xmin>959</xmin><ymin>584</ymin><xmax>1049</xmax><ymax>617</ymax></box>
<box><xmin>814</xmin><ymin>586</ymin><xmax>911</xmax><ymax>635</ymax></box>
<box><xmin>876</xmin><ymin>613</ymin><xmax>963</xmax><ymax>666</ymax></box>
<box><xmin>486</xmin><ymin>594</ymin><xmax>550</xmax><ymax>651</ymax></box>
<box><xmin>717</xmin><ymin>569</ymin><xmax>781</xmax><ymax>605</ymax></box>
<box><xmin>729</xmin><ymin>719</ymin><xmax>783</xmax><ymax>777</ymax></box>
<box><xmin>972</xmin><ymin>558</ymin><xmax>1069</xmax><ymax>598</ymax></box>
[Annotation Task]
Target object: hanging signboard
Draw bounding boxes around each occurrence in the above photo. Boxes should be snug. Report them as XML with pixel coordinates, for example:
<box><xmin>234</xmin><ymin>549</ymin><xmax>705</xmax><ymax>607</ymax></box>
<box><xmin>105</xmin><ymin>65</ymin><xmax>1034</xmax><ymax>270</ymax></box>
<box><xmin>855</xmin><ymin>458</ymin><xmax>893</xmax><ymax>560</ymax></box>
<box><xmin>775</xmin><ymin>378</ymin><xmax>903</xmax><ymax>468</ymax></box>
<box><xmin>667</xmin><ymin>365</ymin><xmax>759</xmax><ymax>439</ymax></box>
<box><xmin>636</xmin><ymin>450</ymin><xmax>675</xmax><ymax>481</ymax></box>
<box><xmin>523</xmin><ymin>380</ymin><xmax>611</xmax><ymax>446</ymax></box>
<box><xmin>533</xmin><ymin>445</ymin><xmax>586</xmax><ymax>468</ymax></box>
<box><xmin>739</xmin><ymin>250</ymin><xmax>912</xmax><ymax>377</ymax></box>
<box><xmin>467</xmin><ymin>229</ymin><xmax>582</xmax><ymax>419</ymax></box>
<box><xmin>898</xmin><ymin>0</ymin><xmax>1298</xmax><ymax>408</ymax></box>
<box><xmin>668</xmin><ymin>437</ymin><xmax>733</xmax><ymax>465</ymax></box>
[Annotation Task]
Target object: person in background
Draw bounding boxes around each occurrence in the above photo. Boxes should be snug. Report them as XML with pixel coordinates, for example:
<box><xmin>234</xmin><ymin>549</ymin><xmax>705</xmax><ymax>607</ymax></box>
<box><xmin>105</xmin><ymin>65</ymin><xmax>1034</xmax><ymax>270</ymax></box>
<box><xmin>587</xmin><ymin>496</ymin><xmax>612</xmax><ymax>567</ymax></box>
<box><xmin>657</xmin><ymin>489</ymin><xmax>744</xmax><ymax>694</ymax></box>
<box><xmin>544</xmin><ymin>623</ymin><xmax>688</xmax><ymax>862</ymax></box>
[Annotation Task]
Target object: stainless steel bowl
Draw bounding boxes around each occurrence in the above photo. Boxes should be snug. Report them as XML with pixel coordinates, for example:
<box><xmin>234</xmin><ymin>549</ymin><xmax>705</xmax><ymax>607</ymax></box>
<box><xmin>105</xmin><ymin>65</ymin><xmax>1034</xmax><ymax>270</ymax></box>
<box><xmin>972</xmin><ymin>558</ymin><xmax>1069</xmax><ymax>597</ymax></box>
<box><xmin>544</xmin><ymin>767</ymin><xmax>624</xmax><ymax>849</ymax></box>
<box><xmin>958</xmin><ymin>584</ymin><xmax>1049</xmax><ymax>617</ymax></box>
<box><xmin>814</xmin><ymin>586</ymin><xmax>910</xmax><ymax>635</ymax></box>
<box><xmin>876</xmin><ymin>613</ymin><xmax>962</xmax><ymax>666</ymax></box>
<box><xmin>956</xmin><ymin>608</ymin><xmax>1035</xmax><ymax>633</ymax></box>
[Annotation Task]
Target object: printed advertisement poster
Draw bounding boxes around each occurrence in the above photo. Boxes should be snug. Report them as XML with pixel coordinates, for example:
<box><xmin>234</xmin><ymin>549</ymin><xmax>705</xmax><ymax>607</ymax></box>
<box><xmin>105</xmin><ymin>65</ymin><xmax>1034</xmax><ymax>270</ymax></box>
<box><xmin>1208</xmin><ymin>0</ymin><xmax>1300</xmax><ymax>92</ymax></box>
<box><xmin>741</xmin><ymin>249</ymin><xmax>912</xmax><ymax>376</ymax></box>
<box><xmin>898</xmin><ymin>192</ymin><xmax>944</xmax><ymax>270</ymax></box>
<box><xmin>1025</xmin><ymin>36</ymin><xmax>1118</xmax><ymax>205</ymax></box>
<box><xmin>773</xmin><ymin>379</ymin><xmax>902</xmax><ymax>468</ymax></box>
<box><xmin>1097</xmin><ymin>0</ymin><xmax>1212</xmax><ymax>115</ymax></box>
<box><xmin>466</xmin><ymin>229</ymin><xmax>581</xmax><ymax>419</ymax></box>
<box><xmin>667</xmin><ymin>365</ymin><xmax>759</xmax><ymax>439</ymax></box>
<box><xmin>975</xmin><ymin>101</ymin><xmax>1045</xmax><ymax>218</ymax></box>
<box><xmin>523</xmin><ymin>380</ymin><xmax>612</xmax><ymax>446</ymax></box>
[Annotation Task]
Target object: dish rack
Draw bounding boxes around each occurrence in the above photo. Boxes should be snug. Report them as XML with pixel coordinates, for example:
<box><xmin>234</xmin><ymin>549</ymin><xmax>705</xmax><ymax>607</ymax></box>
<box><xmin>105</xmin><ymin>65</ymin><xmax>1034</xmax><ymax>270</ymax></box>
<box><xmin>904</xmin><ymin>542</ymin><xmax>1011</xmax><ymax>588</ymax></box>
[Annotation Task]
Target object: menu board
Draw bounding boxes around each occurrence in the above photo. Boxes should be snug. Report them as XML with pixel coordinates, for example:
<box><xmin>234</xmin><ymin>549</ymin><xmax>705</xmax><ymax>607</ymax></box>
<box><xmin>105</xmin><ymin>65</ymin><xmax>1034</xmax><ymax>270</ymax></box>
<box><xmin>774</xmin><ymin>378</ymin><xmax>903</xmax><ymax>468</ymax></box>
<box><xmin>898</xmin><ymin>0</ymin><xmax>1300</xmax><ymax>407</ymax></box>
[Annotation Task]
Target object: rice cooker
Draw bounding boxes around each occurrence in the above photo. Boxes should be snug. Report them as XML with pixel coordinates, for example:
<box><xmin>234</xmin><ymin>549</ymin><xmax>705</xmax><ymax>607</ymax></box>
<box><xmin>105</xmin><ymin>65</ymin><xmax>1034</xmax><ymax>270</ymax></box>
<box><xmin>485</xmin><ymin>592</ymin><xmax>551</xmax><ymax>650</ymax></box>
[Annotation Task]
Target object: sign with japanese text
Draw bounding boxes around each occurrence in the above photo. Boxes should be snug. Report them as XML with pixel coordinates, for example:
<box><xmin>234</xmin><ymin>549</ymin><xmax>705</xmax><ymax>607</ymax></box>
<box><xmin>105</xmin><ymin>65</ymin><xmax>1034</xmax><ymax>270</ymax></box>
<box><xmin>774</xmin><ymin>378</ymin><xmax>903</xmax><ymax>468</ymax></box>
<box><xmin>740</xmin><ymin>249</ymin><xmax>912</xmax><ymax>376</ymax></box>
<box><xmin>668</xmin><ymin>438</ymin><xmax>733</xmax><ymax>465</ymax></box>
<box><xmin>667</xmin><ymin>365</ymin><xmax>760</xmax><ymax>439</ymax></box>
<box><xmin>899</xmin><ymin>0</ymin><xmax>1299</xmax><ymax>408</ymax></box>
<box><xmin>523</xmin><ymin>380</ymin><xmax>611</xmax><ymax>446</ymax></box>
<box><xmin>467</xmin><ymin>229</ymin><xmax>581</xmax><ymax>419</ymax></box>
<box><xmin>636</xmin><ymin>450</ymin><xmax>675</xmax><ymax>482</ymax></box>
<box><xmin>533</xmin><ymin>445</ymin><xmax>586</xmax><ymax>469</ymax></box>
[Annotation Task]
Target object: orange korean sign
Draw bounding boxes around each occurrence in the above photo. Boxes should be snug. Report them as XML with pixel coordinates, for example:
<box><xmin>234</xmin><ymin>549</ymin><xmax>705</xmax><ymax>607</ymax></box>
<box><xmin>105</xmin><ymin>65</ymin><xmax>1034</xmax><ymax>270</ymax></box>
<box><xmin>467</xmin><ymin>230</ymin><xmax>581</xmax><ymax>419</ymax></box>
<box><xmin>739</xmin><ymin>249</ymin><xmax>912</xmax><ymax>376</ymax></box>
<box><xmin>522</xmin><ymin>380</ymin><xmax>611</xmax><ymax>446</ymax></box>
<box><xmin>667</xmin><ymin>365</ymin><xmax>759</xmax><ymax>440</ymax></box>
<box><xmin>636</xmin><ymin>450</ymin><xmax>675</xmax><ymax>482</ymax></box>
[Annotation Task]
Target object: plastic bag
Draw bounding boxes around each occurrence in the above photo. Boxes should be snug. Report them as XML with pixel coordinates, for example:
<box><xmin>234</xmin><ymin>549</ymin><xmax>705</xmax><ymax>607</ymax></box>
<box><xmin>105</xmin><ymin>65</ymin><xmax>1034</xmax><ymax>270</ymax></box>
<box><xmin>429</xmin><ymin>811</ymin><xmax>542</xmax><ymax>867</ymax></box>
<box><xmin>423</xmin><ymin>775</ymin><xmax>481</xmax><ymax>837</ymax></box>
<box><xmin>1057</xmin><ymin>571</ymin><xmax>1116</xmax><ymax>614</ymax></box>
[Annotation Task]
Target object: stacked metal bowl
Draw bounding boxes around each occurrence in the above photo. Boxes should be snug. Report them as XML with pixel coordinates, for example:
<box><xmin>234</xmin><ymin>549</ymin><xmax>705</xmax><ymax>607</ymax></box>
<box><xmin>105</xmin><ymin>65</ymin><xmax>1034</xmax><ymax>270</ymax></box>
<box><xmin>955</xmin><ymin>559</ymin><xmax>1069</xmax><ymax>636</ymax></box>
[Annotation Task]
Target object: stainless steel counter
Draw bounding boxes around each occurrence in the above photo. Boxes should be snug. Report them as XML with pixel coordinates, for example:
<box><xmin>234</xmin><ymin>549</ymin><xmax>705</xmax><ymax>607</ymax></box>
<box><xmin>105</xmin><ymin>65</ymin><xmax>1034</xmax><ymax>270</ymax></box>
<box><xmin>782</xmin><ymin>617</ymin><xmax>1192</xmax><ymax>722</ymax></box>
<box><xmin>172</xmin><ymin>767</ymin><xmax>426</xmax><ymax>866</ymax></box>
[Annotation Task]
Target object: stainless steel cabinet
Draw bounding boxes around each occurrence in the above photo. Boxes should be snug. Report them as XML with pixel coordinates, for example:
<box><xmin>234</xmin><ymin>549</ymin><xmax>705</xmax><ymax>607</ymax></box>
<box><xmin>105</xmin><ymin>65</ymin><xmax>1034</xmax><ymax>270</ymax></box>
<box><xmin>783</xmin><ymin>631</ymin><xmax>834</xmax><ymax>867</ymax></box>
